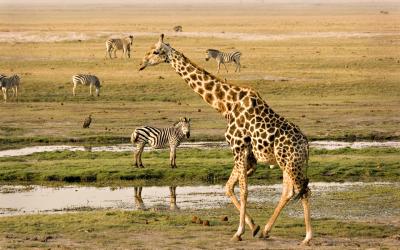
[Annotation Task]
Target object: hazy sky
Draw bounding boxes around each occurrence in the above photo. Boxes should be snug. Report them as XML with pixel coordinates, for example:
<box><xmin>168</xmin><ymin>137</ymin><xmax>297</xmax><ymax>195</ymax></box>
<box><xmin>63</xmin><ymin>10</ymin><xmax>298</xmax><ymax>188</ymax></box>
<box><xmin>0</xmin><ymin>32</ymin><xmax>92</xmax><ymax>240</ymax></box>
<box><xmin>1</xmin><ymin>0</ymin><xmax>397</xmax><ymax>5</ymax></box>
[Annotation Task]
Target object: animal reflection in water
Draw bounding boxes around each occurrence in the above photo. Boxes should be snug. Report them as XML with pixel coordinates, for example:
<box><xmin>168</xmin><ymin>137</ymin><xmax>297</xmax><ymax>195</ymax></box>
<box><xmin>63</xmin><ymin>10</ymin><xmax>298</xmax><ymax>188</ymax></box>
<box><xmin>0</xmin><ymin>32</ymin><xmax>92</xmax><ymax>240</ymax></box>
<box><xmin>134</xmin><ymin>186</ymin><xmax>179</xmax><ymax>210</ymax></box>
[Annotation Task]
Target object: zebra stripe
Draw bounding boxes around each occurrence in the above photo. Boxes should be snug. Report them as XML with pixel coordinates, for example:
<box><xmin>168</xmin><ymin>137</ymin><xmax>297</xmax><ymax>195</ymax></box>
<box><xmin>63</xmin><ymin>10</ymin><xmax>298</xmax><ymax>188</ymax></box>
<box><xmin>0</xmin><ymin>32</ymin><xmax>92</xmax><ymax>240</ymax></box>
<box><xmin>106</xmin><ymin>35</ymin><xmax>133</xmax><ymax>59</ymax></box>
<box><xmin>1</xmin><ymin>74</ymin><xmax>20</xmax><ymax>102</ymax></box>
<box><xmin>131</xmin><ymin>117</ymin><xmax>191</xmax><ymax>168</ymax></box>
<box><xmin>72</xmin><ymin>74</ymin><xmax>101</xmax><ymax>97</ymax></box>
<box><xmin>205</xmin><ymin>49</ymin><xmax>242</xmax><ymax>73</ymax></box>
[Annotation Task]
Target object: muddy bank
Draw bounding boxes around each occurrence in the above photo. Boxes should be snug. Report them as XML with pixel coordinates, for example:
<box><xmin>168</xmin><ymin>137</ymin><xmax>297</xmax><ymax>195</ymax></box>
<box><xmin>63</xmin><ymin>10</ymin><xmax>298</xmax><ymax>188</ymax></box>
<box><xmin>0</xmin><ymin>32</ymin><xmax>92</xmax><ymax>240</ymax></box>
<box><xmin>1</xmin><ymin>182</ymin><xmax>399</xmax><ymax>220</ymax></box>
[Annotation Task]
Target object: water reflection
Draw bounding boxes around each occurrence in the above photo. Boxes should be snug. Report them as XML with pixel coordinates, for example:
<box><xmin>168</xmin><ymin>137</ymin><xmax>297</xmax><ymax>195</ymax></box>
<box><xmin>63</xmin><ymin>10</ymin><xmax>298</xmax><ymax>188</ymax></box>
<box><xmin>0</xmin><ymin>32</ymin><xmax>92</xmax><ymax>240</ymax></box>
<box><xmin>134</xmin><ymin>186</ymin><xmax>179</xmax><ymax>211</ymax></box>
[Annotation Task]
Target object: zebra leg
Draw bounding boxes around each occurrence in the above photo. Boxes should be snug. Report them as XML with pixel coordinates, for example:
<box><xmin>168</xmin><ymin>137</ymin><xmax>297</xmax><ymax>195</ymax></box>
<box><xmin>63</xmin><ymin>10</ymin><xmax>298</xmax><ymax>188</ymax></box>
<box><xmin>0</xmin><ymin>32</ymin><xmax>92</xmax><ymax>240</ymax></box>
<box><xmin>89</xmin><ymin>84</ymin><xmax>93</xmax><ymax>96</ymax></box>
<box><xmin>169</xmin><ymin>146</ymin><xmax>177</xmax><ymax>168</ymax></box>
<box><xmin>135</xmin><ymin>143</ymin><xmax>145</xmax><ymax>168</ymax></box>
<box><xmin>235</xmin><ymin>62</ymin><xmax>241</xmax><ymax>73</ymax></box>
<box><xmin>169</xmin><ymin>186</ymin><xmax>179</xmax><ymax>210</ymax></box>
<box><xmin>2</xmin><ymin>88</ymin><xmax>6</xmax><ymax>102</ymax></box>
<box><xmin>138</xmin><ymin>143</ymin><xmax>146</xmax><ymax>168</ymax></box>
<box><xmin>223</xmin><ymin>63</ymin><xmax>229</xmax><ymax>73</ymax></box>
<box><xmin>134</xmin><ymin>187</ymin><xmax>146</xmax><ymax>210</ymax></box>
<box><xmin>73</xmin><ymin>83</ymin><xmax>77</xmax><ymax>96</ymax></box>
<box><xmin>217</xmin><ymin>62</ymin><xmax>221</xmax><ymax>74</ymax></box>
<box><xmin>95</xmin><ymin>88</ymin><xmax>100</xmax><ymax>97</ymax></box>
<box><xmin>114</xmin><ymin>50</ymin><xmax>117</xmax><ymax>58</ymax></box>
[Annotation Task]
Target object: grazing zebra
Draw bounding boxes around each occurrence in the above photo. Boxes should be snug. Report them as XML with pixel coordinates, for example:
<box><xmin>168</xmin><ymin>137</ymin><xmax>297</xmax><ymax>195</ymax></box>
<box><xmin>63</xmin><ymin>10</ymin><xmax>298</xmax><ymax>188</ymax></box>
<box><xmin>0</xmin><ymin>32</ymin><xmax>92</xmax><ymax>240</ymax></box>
<box><xmin>205</xmin><ymin>49</ymin><xmax>241</xmax><ymax>73</ymax></box>
<box><xmin>105</xmin><ymin>35</ymin><xmax>133</xmax><ymax>59</ymax></box>
<box><xmin>1</xmin><ymin>74</ymin><xmax>20</xmax><ymax>102</ymax></box>
<box><xmin>130</xmin><ymin>117</ymin><xmax>191</xmax><ymax>168</ymax></box>
<box><xmin>173</xmin><ymin>25</ymin><xmax>183</xmax><ymax>32</ymax></box>
<box><xmin>72</xmin><ymin>74</ymin><xmax>101</xmax><ymax>97</ymax></box>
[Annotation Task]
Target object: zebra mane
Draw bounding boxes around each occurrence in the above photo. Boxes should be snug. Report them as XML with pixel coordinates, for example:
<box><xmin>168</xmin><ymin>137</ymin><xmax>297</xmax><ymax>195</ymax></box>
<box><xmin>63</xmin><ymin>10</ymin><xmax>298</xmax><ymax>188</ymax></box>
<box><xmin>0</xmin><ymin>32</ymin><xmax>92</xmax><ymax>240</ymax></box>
<box><xmin>206</xmin><ymin>49</ymin><xmax>220</xmax><ymax>58</ymax></box>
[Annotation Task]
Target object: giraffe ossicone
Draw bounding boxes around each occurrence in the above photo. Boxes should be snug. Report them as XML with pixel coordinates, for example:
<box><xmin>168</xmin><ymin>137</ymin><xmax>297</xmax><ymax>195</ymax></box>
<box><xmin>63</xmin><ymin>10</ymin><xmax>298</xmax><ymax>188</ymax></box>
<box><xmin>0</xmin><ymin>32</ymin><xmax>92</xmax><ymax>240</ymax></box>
<box><xmin>139</xmin><ymin>34</ymin><xmax>313</xmax><ymax>245</ymax></box>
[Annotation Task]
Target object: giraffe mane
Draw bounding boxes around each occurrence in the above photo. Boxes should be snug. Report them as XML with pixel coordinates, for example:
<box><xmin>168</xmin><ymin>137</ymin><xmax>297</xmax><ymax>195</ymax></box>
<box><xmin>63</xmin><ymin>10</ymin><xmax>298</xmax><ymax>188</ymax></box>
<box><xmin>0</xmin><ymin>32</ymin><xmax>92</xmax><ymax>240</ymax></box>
<box><xmin>177</xmin><ymin>50</ymin><xmax>226</xmax><ymax>84</ymax></box>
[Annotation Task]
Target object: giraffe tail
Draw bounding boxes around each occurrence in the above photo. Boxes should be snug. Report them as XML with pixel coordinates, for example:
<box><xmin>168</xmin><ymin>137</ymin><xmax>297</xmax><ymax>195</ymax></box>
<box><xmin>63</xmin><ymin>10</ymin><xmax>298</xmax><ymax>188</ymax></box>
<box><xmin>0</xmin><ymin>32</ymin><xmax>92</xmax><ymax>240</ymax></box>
<box><xmin>293</xmin><ymin>178</ymin><xmax>310</xmax><ymax>201</ymax></box>
<box><xmin>293</xmin><ymin>142</ymin><xmax>310</xmax><ymax>201</ymax></box>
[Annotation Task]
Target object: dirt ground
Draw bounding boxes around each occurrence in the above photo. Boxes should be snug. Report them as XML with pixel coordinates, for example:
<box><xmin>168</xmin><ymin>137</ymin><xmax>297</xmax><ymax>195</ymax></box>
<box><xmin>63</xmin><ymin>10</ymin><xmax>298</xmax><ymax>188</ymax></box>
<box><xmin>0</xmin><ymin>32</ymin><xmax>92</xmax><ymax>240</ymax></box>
<box><xmin>1</xmin><ymin>231</ymin><xmax>399</xmax><ymax>250</ymax></box>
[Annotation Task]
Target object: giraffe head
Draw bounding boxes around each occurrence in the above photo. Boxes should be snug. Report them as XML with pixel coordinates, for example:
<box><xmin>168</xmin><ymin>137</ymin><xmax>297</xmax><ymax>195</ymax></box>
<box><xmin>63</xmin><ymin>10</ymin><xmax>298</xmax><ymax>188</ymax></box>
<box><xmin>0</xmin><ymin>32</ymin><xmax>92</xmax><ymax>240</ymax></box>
<box><xmin>139</xmin><ymin>34</ymin><xmax>172</xmax><ymax>71</ymax></box>
<box><xmin>174</xmin><ymin>117</ymin><xmax>191</xmax><ymax>138</ymax></box>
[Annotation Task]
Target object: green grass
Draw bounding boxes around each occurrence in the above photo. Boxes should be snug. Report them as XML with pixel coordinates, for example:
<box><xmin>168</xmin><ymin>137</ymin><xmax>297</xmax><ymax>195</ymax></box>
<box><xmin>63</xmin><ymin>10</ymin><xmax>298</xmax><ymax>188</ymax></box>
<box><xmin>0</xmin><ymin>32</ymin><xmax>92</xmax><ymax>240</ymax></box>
<box><xmin>1</xmin><ymin>147</ymin><xmax>399</xmax><ymax>186</ymax></box>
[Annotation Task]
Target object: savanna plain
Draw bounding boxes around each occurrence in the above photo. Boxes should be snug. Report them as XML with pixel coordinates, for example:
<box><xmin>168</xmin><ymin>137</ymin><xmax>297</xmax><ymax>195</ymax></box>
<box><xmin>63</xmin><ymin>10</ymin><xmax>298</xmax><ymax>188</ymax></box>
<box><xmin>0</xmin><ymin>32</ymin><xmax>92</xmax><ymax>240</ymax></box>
<box><xmin>0</xmin><ymin>1</ymin><xmax>400</xmax><ymax>249</ymax></box>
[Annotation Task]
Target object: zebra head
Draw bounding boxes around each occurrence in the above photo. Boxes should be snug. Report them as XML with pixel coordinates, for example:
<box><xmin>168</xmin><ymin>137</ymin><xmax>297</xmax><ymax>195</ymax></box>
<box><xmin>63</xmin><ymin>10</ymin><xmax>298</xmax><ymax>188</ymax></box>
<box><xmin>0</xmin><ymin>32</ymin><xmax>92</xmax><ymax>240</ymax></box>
<box><xmin>139</xmin><ymin>34</ymin><xmax>172</xmax><ymax>71</ymax></box>
<box><xmin>175</xmin><ymin>117</ymin><xmax>191</xmax><ymax>139</ymax></box>
<box><xmin>205</xmin><ymin>49</ymin><xmax>219</xmax><ymax>61</ymax></box>
<box><xmin>128</xmin><ymin>35</ymin><xmax>133</xmax><ymax>45</ymax></box>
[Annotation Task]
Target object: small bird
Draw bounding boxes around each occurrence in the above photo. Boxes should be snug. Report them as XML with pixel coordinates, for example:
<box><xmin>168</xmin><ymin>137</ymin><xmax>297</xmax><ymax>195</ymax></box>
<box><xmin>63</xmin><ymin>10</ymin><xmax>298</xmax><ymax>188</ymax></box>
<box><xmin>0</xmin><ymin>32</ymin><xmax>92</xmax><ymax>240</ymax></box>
<box><xmin>83</xmin><ymin>114</ymin><xmax>92</xmax><ymax>128</ymax></box>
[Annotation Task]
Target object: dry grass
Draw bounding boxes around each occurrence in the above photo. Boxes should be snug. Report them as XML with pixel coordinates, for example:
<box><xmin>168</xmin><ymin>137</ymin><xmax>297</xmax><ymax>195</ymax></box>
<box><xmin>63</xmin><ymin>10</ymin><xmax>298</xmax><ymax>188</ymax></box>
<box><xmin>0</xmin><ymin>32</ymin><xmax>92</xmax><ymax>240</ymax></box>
<box><xmin>0</xmin><ymin>3</ymin><xmax>399</xmax><ymax>149</ymax></box>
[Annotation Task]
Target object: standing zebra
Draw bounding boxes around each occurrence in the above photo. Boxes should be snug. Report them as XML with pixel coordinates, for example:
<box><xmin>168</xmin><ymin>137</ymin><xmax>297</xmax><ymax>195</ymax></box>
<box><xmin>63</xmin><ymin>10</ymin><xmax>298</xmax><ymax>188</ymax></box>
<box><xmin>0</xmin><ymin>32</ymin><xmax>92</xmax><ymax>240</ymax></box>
<box><xmin>205</xmin><ymin>49</ymin><xmax>241</xmax><ymax>73</ymax></box>
<box><xmin>105</xmin><ymin>35</ymin><xmax>133</xmax><ymax>59</ymax></box>
<box><xmin>72</xmin><ymin>74</ymin><xmax>101</xmax><ymax>97</ymax></box>
<box><xmin>131</xmin><ymin>117</ymin><xmax>191</xmax><ymax>168</ymax></box>
<box><xmin>1</xmin><ymin>74</ymin><xmax>20</xmax><ymax>102</ymax></box>
<box><xmin>173</xmin><ymin>25</ymin><xmax>183</xmax><ymax>32</ymax></box>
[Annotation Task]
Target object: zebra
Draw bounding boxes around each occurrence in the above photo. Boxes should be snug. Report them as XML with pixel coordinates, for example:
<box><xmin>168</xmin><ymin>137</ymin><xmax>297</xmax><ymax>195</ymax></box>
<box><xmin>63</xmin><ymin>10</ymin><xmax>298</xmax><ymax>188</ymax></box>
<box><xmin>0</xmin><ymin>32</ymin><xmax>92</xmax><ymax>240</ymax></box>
<box><xmin>105</xmin><ymin>35</ymin><xmax>133</xmax><ymax>59</ymax></box>
<box><xmin>205</xmin><ymin>49</ymin><xmax>242</xmax><ymax>73</ymax></box>
<box><xmin>173</xmin><ymin>25</ymin><xmax>183</xmax><ymax>32</ymax></box>
<box><xmin>1</xmin><ymin>74</ymin><xmax>20</xmax><ymax>102</ymax></box>
<box><xmin>72</xmin><ymin>74</ymin><xmax>101</xmax><ymax>97</ymax></box>
<box><xmin>130</xmin><ymin>117</ymin><xmax>191</xmax><ymax>168</ymax></box>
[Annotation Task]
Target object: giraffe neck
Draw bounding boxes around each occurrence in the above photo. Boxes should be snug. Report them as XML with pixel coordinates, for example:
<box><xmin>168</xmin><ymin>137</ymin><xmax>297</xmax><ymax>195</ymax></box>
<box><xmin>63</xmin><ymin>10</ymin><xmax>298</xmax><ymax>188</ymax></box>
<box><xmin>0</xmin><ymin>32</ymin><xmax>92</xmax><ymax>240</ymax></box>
<box><xmin>168</xmin><ymin>49</ymin><xmax>244</xmax><ymax>117</ymax></box>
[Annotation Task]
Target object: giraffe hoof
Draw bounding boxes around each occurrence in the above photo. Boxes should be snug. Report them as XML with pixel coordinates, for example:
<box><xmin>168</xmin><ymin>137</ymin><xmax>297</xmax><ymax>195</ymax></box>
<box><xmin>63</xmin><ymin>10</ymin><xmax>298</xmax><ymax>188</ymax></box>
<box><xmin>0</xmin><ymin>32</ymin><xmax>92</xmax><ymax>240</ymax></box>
<box><xmin>300</xmin><ymin>239</ymin><xmax>311</xmax><ymax>246</ymax></box>
<box><xmin>231</xmin><ymin>235</ymin><xmax>242</xmax><ymax>241</ymax></box>
<box><xmin>259</xmin><ymin>232</ymin><xmax>270</xmax><ymax>239</ymax></box>
<box><xmin>252</xmin><ymin>225</ymin><xmax>260</xmax><ymax>237</ymax></box>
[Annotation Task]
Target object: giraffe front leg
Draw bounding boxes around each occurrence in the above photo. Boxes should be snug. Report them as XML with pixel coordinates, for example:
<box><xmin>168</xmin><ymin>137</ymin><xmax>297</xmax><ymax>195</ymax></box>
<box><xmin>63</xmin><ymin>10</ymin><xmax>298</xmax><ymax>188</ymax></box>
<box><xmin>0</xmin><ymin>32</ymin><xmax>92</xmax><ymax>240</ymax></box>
<box><xmin>232</xmin><ymin>166</ymin><xmax>248</xmax><ymax>241</ymax></box>
<box><xmin>226</xmin><ymin>167</ymin><xmax>260</xmax><ymax>241</ymax></box>
<box><xmin>260</xmin><ymin>171</ymin><xmax>294</xmax><ymax>239</ymax></box>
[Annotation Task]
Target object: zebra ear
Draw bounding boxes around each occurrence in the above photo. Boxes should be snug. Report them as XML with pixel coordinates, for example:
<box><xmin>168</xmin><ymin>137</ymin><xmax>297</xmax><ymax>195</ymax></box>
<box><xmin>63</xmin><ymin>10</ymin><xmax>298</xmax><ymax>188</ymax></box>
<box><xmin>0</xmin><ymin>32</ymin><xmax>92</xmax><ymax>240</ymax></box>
<box><xmin>160</xmin><ymin>34</ymin><xmax>164</xmax><ymax>43</ymax></box>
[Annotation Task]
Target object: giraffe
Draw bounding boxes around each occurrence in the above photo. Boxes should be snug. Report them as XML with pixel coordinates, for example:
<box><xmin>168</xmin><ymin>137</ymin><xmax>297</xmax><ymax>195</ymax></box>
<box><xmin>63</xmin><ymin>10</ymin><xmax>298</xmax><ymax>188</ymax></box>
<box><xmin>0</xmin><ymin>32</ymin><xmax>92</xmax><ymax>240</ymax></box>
<box><xmin>139</xmin><ymin>34</ymin><xmax>312</xmax><ymax>245</ymax></box>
